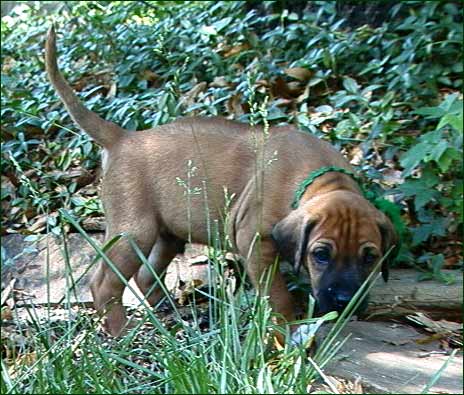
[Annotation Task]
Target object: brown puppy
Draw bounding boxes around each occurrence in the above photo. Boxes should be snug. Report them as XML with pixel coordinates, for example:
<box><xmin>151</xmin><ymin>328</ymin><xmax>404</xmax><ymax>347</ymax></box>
<box><xmin>45</xmin><ymin>27</ymin><xmax>396</xmax><ymax>338</ymax></box>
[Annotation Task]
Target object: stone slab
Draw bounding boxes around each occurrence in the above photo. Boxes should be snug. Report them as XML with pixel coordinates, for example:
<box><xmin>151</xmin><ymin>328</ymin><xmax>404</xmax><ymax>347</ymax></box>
<box><xmin>1</xmin><ymin>233</ymin><xmax>206</xmax><ymax>306</ymax></box>
<box><xmin>323</xmin><ymin>321</ymin><xmax>463</xmax><ymax>394</ymax></box>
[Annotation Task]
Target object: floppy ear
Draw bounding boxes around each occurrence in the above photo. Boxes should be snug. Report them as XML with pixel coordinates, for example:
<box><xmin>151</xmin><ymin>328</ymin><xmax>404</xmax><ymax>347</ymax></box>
<box><xmin>377</xmin><ymin>214</ymin><xmax>398</xmax><ymax>282</ymax></box>
<box><xmin>271</xmin><ymin>210</ymin><xmax>316</xmax><ymax>273</ymax></box>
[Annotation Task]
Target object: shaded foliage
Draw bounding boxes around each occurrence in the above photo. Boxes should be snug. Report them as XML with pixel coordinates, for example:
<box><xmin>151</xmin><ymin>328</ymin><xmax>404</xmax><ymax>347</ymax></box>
<box><xmin>1</xmin><ymin>1</ymin><xmax>462</xmax><ymax>273</ymax></box>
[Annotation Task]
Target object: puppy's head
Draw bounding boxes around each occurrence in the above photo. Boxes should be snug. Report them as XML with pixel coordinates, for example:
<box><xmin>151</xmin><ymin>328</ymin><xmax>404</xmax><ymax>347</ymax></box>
<box><xmin>272</xmin><ymin>191</ymin><xmax>397</xmax><ymax>315</ymax></box>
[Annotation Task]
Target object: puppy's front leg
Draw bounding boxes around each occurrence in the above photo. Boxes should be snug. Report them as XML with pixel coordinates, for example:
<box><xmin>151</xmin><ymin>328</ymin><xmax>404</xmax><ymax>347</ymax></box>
<box><xmin>240</xmin><ymin>237</ymin><xmax>298</xmax><ymax>344</ymax></box>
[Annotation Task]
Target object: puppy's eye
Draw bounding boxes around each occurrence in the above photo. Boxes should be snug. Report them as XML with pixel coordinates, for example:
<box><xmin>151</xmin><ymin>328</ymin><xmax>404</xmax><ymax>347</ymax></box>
<box><xmin>364</xmin><ymin>251</ymin><xmax>378</xmax><ymax>265</ymax></box>
<box><xmin>312</xmin><ymin>247</ymin><xmax>331</xmax><ymax>265</ymax></box>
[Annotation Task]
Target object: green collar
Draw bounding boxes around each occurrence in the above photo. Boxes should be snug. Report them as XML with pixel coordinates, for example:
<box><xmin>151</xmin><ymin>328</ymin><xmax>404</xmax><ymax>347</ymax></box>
<box><xmin>292</xmin><ymin>166</ymin><xmax>405</xmax><ymax>260</ymax></box>
<box><xmin>291</xmin><ymin>166</ymin><xmax>361</xmax><ymax>209</ymax></box>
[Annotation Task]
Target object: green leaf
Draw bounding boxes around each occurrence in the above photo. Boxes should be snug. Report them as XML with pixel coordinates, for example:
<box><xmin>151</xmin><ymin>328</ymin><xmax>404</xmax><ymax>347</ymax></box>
<box><xmin>332</xmin><ymin>93</ymin><xmax>359</xmax><ymax>108</ymax></box>
<box><xmin>430</xmin><ymin>254</ymin><xmax>445</xmax><ymax>276</ymax></box>
<box><xmin>397</xmin><ymin>180</ymin><xmax>439</xmax><ymax>210</ymax></box>
<box><xmin>427</xmin><ymin>140</ymin><xmax>448</xmax><ymax>164</ymax></box>
<box><xmin>322</xmin><ymin>49</ymin><xmax>332</xmax><ymax>68</ymax></box>
<box><xmin>420</xmin><ymin>167</ymin><xmax>439</xmax><ymax>187</ymax></box>
<box><xmin>266</xmin><ymin>106</ymin><xmax>287</xmax><ymax>121</ymax></box>
<box><xmin>417</xmin><ymin>272</ymin><xmax>434</xmax><ymax>282</ymax></box>
<box><xmin>212</xmin><ymin>17</ymin><xmax>232</xmax><ymax>32</ymax></box>
<box><xmin>70</xmin><ymin>197</ymin><xmax>86</xmax><ymax>206</ymax></box>
<box><xmin>400</xmin><ymin>142</ymin><xmax>429</xmax><ymax>176</ymax></box>
<box><xmin>436</xmin><ymin>148</ymin><xmax>461</xmax><ymax>173</ymax></box>
<box><xmin>437</xmin><ymin>272</ymin><xmax>456</xmax><ymax>285</ymax></box>
<box><xmin>414</xmin><ymin>106</ymin><xmax>445</xmax><ymax>119</ymax></box>
<box><xmin>439</xmin><ymin>93</ymin><xmax>459</xmax><ymax>112</ymax></box>
<box><xmin>414</xmin><ymin>191</ymin><xmax>437</xmax><ymax>211</ymax></box>
<box><xmin>361</xmin><ymin>84</ymin><xmax>382</xmax><ymax>95</ymax></box>
<box><xmin>411</xmin><ymin>224</ymin><xmax>433</xmax><ymax>245</ymax></box>
<box><xmin>200</xmin><ymin>25</ymin><xmax>217</xmax><ymax>35</ymax></box>
<box><xmin>118</xmin><ymin>74</ymin><xmax>135</xmax><ymax>88</ymax></box>
<box><xmin>410</xmin><ymin>218</ymin><xmax>447</xmax><ymax>246</ymax></box>
<box><xmin>437</xmin><ymin>113</ymin><xmax>463</xmax><ymax>133</ymax></box>
<box><xmin>342</xmin><ymin>77</ymin><xmax>359</xmax><ymax>94</ymax></box>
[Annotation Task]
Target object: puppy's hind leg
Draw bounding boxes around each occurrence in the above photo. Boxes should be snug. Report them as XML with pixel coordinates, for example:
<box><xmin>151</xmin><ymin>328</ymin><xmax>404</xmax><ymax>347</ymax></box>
<box><xmin>135</xmin><ymin>235</ymin><xmax>185</xmax><ymax>307</ymax></box>
<box><xmin>90</xmin><ymin>218</ymin><xmax>158</xmax><ymax>337</ymax></box>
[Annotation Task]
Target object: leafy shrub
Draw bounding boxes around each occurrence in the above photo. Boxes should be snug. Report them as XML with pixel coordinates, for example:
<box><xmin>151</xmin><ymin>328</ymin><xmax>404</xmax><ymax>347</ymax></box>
<box><xmin>1</xmin><ymin>1</ymin><xmax>462</xmax><ymax>272</ymax></box>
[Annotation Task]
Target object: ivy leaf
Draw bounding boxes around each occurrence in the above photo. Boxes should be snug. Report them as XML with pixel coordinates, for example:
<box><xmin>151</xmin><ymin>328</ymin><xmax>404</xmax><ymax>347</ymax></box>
<box><xmin>414</xmin><ymin>106</ymin><xmax>445</xmax><ymax>119</ymax></box>
<box><xmin>420</xmin><ymin>167</ymin><xmax>439</xmax><ymax>187</ymax></box>
<box><xmin>428</xmin><ymin>140</ymin><xmax>449</xmax><ymax>164</ymax></box>
<box><xmin>436</xmin><ymin>148</ymin><xmax>461</xmax><ymax>173</ymax></box>
<box><xmin>396</xmin><ymin>180</ymin><xmax>439</xmax><ymax>210</ymax></box>
<box><xmin>212</xmin><ymin>17</ymin><xmax>232</xmax><ymax>32</ymax></box>
<box><xmin>400</xmin><ymin>142</ymin><xmax>429</xmax><ymax>176</ymax></box>
<box><xmin>410</xmin><ymin>218</ymin><xmax>447</xmax><ymax>245</ymax></box>
<box><xmin>118</xmin><ymin>74</ymin><xmax>135</xmax><ymax>88</ymax></box>
<box><xmin>437</xmin><ymin>113</ymin><xmax>463</xmax><ymax>133</ymax></box>
<box><xmin>343</xmin><ymin>77</ymin><xmax>359</xmax><ymax>94</ymax></box>
<box><xmin>440</xmin><ymin>93</ymin><xmax>460</xmax><ymax>113</ymax></box>
<box><xmin>418</xmin><ymin>254</ymin><xmax>456</xmax><ymax>284</ymax></box>
<box><xmin>200</xmin><ymin>25</ymin><xmax>217</xmax><ymax>35</ymax></box>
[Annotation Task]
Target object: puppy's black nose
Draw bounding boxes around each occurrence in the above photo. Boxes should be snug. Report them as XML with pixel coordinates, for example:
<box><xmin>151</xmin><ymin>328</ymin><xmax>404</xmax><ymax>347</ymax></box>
<box><xmin>334</xmin><ymin>293</ymin><xmax>352</xmax><ymax>310</ymax></box>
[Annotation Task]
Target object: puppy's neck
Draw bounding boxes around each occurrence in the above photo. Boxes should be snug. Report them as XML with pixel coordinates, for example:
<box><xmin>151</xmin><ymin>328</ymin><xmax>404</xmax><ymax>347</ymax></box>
<box><xmin>301</xmin><ymin>172</ymin><xmax>361</xmax><ymax>203</ymax></box>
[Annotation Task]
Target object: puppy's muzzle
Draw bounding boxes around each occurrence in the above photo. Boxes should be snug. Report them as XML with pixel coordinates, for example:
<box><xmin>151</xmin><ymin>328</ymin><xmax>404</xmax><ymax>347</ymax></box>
<box><xmin>316</xmin><ymin>285</ymin><xmax>368</xmax><ymax>315</ymax></box>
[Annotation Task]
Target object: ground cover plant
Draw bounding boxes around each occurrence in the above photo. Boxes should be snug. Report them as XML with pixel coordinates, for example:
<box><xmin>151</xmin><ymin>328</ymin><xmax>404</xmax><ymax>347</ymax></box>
<box><xmin>1</xmin><ymin>1</ymin><xmax>462</xmax><ymax>393</ymax></box>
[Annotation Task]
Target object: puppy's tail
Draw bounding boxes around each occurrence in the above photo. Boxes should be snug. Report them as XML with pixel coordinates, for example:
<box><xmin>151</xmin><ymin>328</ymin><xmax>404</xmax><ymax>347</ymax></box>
<box><xmin>45</xmin><ymin>25</ymin><xmax>127</xmax><ymax>147</ymax></box>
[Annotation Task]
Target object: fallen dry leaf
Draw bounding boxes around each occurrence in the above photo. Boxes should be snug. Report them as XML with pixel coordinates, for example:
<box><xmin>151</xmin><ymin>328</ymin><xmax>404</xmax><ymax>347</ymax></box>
<box><xmin>188</xmin><ymin>255</ymin><xmax>209</xmax><ymax>266</ymax></box>
<box><xmin>210</xmin><ymin>76</ymin><xmax>230</xmax><ymax>88</ymax></box>
<box><xmin>296</xmin><ymin>83</ymin><xmax>311</xmax><ymax>103</ymax></box>
<box><xmin>382</xmin><ymin>168</ymin><xmax>404</xmax><ymax>187</ymax></box>
<box><xmin>180</xmin><ymin>82</ymin><xmax>207</xmax><ymax>108</ymax></box>
<box><xmin>106</xmin><ymin>82</ymin><xmax>117</xmax><ymax>98</ymax></box>
<box><xmin>1</xmin><ymin>278</ymin><xmax>16</xmax><ymax>306</ymax></box>
<box><xmin>226</xmin><ymin>94</ymin><xmax>245</xmax><ymax>117</ymax></box>
<box><xmin>408</xmin><ymin>312</ymin><xmax>463</xmax><ymax>334</ymax></box>
<box><xmin>223</xmin><ymin>43</ymin><xmax>250</xmax><ymax>58</ymax></box>
<box><xmin>382</xmin><ymin>338</ymin><xmax>412</xmax><ymax>346</ymax></box>
<box><xmin>271</xmin><ymin>77</ymin><xmax>302</xmax><ymax>99</ymax></box>
<box><xmin>26</xmin><ymin>214</ymin><xmax>48</xmax><ymax>233</ymax></box>
<box><xmin>8</xmin><ymin>352</ymin><xmax>37</xmax><ymax>378</ymax></box>
<box><xmin>284</xmin><ymin>67</ymin><xmax>313</xmax><ymax>81</ymax></box>
<box><xmin>177</xmin><ymin>279</ymin><xmax>205</xmax><ymax>305</ymax></box>
<box><xmin>49</xmin><ymin>169</ymin><xmax>84</xmax><ymax>179</ymax></box>
<box><xmin>1</xmin><ymin>306</ymin><xmax>13</xmax><ymax>320</ymax></box>
<box><xmin>349</xmin><ymin>146</ymin><xmax>364</xmax><ymax>166</ymax></box>
<box><xmin>141</xmin><ymin>69</ymin><xmax>159</xmax><ymax>82</ymax></box>
<box><xmin>408</xmin><ymin>312</ymin><xmax>463</xmax><ymax>347</ymax></box>
<box><xmin>415</xmin><ymin>333</ymin><xmax>446</xmax><ymax>344</ymax></box>
<box><xmin>81</xmin><ymin>217</ymin><xmax>105</xmax><ymax>232</ymax></box>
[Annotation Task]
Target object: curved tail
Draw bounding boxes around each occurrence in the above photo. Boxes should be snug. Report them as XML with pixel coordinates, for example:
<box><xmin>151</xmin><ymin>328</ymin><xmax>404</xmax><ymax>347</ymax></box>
<box><xmin>45</xmin><ymin>26</ymin><xmax>127</xmax><ymax>147</ymax></box>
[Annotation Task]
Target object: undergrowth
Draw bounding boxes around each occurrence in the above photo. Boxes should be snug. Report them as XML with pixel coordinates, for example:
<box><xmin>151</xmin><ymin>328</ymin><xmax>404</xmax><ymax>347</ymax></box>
<box><xmin>1</xmin><ymin>1</ymin><xmax>462</xmax><ymax>275</ymax></box>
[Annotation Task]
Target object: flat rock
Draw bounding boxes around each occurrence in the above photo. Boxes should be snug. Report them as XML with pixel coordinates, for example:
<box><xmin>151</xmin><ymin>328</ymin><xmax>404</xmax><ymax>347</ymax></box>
<box><xmin>1</xmin><ymin>233</ymin><xmax>206</xmax><ymax>305</ymax></box>
<box><xmin>2</xmin><ymin>233</ymin><xmax>103</xmax><ymax>305</ymax></box>
<box><xmin>322</xmin><ymin>321</ymin><xmax>463</xmax><ymax>394</ymax></box>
